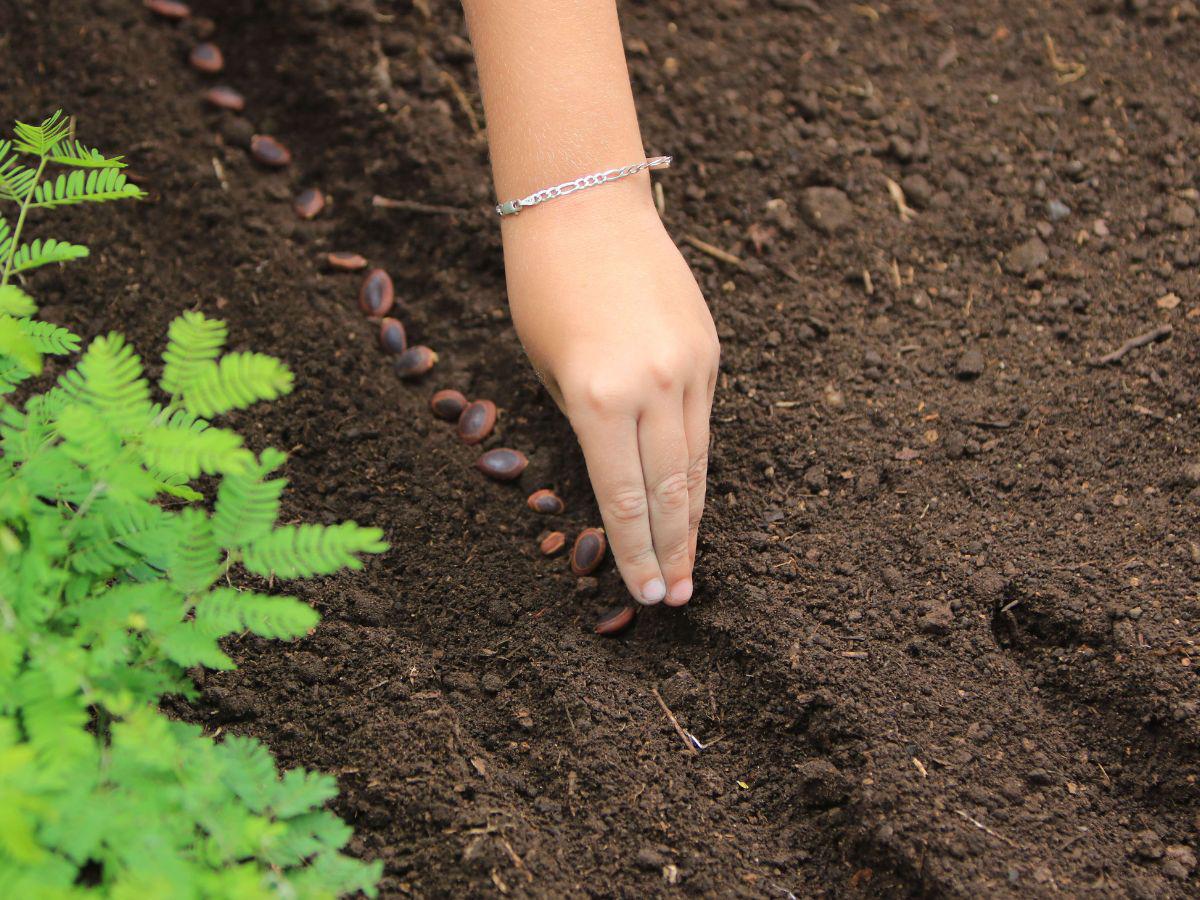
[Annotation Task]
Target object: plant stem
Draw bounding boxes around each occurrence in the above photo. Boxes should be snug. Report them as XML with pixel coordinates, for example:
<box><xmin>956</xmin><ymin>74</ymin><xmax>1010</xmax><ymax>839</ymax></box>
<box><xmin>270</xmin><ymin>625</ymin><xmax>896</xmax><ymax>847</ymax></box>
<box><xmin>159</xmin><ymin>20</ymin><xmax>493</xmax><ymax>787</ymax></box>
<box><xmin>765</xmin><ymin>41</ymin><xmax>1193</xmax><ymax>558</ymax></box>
<box><xmin>1</xmin><ymin>153</ymin><xmax>47</xmax><ymax>289</ymax></box>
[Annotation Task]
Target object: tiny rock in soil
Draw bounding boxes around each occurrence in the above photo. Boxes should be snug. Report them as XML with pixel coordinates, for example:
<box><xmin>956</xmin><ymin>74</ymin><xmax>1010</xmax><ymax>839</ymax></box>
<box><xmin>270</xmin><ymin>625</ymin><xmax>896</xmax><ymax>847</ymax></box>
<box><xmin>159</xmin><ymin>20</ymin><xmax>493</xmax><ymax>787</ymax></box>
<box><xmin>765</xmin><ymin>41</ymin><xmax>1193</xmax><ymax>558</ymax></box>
<box><xmin>393</xmin><ymin>346</ymin><xmax>437</xmax><ymax>379</ymax></box>
<box><xmin>358</xmin><ymin>268</ymin><xmax>394</xmax><ymax>317</ymax></box>
<box><xmin>1007</xmin><ymin>236</ymin><xmax>1049</xmax><ymax>275</ymax></box>
<box><xmin>249</xmin><ymin>135</ymin><xmax>291</xmax><ymax>168</ymax></box>
<box><xmin>202</xmin><ymin>86</ymin><xmax>244</xmax><ymax>111</ymax></box>
<box><xmin>571</xmin><ymin>528</ymin><xmax>607</xmax><ymax>576</ymax></box>
<box><xmin>595</xmin><ymin>606</ymin><xmax>635</xmax><ymax>636</ymax></box>
<box><xmin>527</xmin><ymin>489</ymin><xmax>565</xmax><ymax>515</ymax></box>
<box><xmin>293</xmin><ymin>187</ymin><xmax>325</xmax><ymax>220</ymax></box>
<box><xmin>476</xmin><ymin>448</ymin><xmax>528</xmax><ymax>482</ymax></box>
<box><xmin>457</xmin><ymin>400</ymin><xmax>497</xmax><ymax>445</ymax></box>
<box><xmin>146</xmin><ymin>0</ymin><xmax>189</xmax><ymax>18</ymax></box>
<box><xmin>539</xmin><ymin>531</ymin><xmax>567</xmax><ymax>556</ymax></box>
<box><xmin>188</xmin><ymin>42</ymin><xmax>224</xmax><ymax>75</ymax></box>
<box><xmin>956</xmin><ymin>347</ymin><xmax>986</xmax><ymax>380</ymax></box>
<box><xmin>325</xmin><ymin>252</ymin><xmax>367</xmax><ymax>271</ymax></box>
<box><xmin>378</xmin><ymin>318</ymin><xmax>407</xmax><ymax>355</ymax></box>
<box><xmin>430</xmin><ymin>389</ymin><xmax>467</xmax><ymax>421</ymax></box>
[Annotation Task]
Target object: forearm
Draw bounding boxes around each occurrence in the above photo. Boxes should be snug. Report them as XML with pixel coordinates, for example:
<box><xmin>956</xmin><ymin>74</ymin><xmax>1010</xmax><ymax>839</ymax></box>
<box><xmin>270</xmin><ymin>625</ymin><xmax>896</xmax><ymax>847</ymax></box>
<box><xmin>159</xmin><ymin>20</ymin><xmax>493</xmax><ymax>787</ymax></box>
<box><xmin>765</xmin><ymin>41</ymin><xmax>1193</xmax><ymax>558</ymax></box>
<box><xmin>461</xmin><ymin>0</ymin><xmax>653</xmax><ymax>216</ymax></box>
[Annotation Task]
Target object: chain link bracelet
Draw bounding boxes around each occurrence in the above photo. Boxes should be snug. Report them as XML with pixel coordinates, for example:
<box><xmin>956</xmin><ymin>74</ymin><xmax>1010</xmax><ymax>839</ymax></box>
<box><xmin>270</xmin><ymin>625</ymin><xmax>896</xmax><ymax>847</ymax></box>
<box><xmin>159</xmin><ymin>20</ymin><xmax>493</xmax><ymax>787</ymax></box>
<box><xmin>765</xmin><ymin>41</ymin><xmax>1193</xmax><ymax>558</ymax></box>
<box><xmin>495</xmin><ymin>156</ymin><xmax>672</xmax><ymax>217</ymax></box>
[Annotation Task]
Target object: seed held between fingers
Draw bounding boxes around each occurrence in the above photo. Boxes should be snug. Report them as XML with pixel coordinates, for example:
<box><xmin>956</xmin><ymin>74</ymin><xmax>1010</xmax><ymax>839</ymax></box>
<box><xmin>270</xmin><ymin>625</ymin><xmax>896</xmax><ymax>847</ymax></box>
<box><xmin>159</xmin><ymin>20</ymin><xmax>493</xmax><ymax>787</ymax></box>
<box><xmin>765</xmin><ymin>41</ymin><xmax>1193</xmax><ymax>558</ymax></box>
<box><xmin>539</xmin><ymin>531</ymin><xmax>567</xmax><ymax>556</ymax></box>
<box><xmin>326</xmin><ymin>252</ymin><xmax>368</xmax><ymax>271</ymax></box>
<box><xmin>476</xmin><ymin>448</ymin><xmax>528</xmax><ymax>481</ymax></box>
<box><xmin>394</xmin><ymin>346</ymin><xmax>437</xmax><ymax>379</ymax></box>
<box><xmin>595</xmin><ymin>606</ymin><xmax>635</xmax><ymax>636</ymax></box>
<box><xmin>570</xmin><ymin>528</ymin><xmax>607</xmax><ymax>576</ymax></box>
<box><xmin>378</xmin><ymin>318</ymin><xmax>407</xmax><ymax>354</ymax></box>
<box><xmin>294</xmin><ymin>187</ymin><xmax>325</xmax><ymax>220</ymax></box>
<box><xmin>203</xmin><ymin>86</ymin><xmax>245</xmax><ymax>111</ymax></box>
<box><xmin>358</xmin><ymin>268</ymin><xmax>394</xmax><ymax>316</ymax></box>
<box><xmin>189</xmin><ymin>42</ymin><xmax>224</xmax><ymax>74</ymax></box>
<box><xmin>430</xmin><ymin>389</ymin><xmax>468</xmax><ymax>421</ymax></box>
<box><xmin>526</xmin><ymin>489</ymin><xmax>565</xmax><ymax>515</ymax></box>
<box><xmin>249</xmin><ymin>135</ymin><xmax>292</xmax><ymax>168</ymax></box>
<box><xmin>146</xmin><ymin>0</ymin><xmax>190</xmax><ymax>19</ymax></box>
<box><xmin>457</xmin><ymin>400</ymin><xmax>497</xmax><ymax>444</ymax></box>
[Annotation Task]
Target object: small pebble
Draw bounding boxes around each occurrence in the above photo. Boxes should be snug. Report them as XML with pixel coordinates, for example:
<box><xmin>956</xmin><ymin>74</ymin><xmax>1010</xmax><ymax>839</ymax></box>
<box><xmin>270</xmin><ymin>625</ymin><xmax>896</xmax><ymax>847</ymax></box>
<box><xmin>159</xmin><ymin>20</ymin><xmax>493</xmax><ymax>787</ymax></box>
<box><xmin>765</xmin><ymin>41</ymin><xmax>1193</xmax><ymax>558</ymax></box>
<box><xmin>539</xmin><ymin>531</ymin><xmax>567</xmax><ymax>556</ymax></box>
<box><xmin>430</xmin><ymin>389</ymin><xmax>468</xmax><ymax>421</ymax></box>
<box><xmin>293</xmin><ymin>187</ymin><xmax>325</xmax><ymax>220</ymax></box>
<box><xmin>476</xmin><ymin>448</ymin><xmax>528</xmax><ymax>481</ymax></box>
<box><xmin>457</xmin><ymin>400</ymin><xmax>497</xmax><ymax>445</ymax></box>
<box><xmin>595</xmin><ymin>606</ymin><xmax>635</xmax><ymax>636</ymax></box>
<box><xmin>326</xmin><ymin>252</ymin><xmax>368</xmax><ymax>271</ymax></box>
<box><xmin>146</xmin><ymin>0</ymin><xmax>190</xmax><ymax>19</ymax></box>
<box><xmin>526</xmin><ymin>489</ymin><xmax>565</xmax><ymax>515</ymax></box>
<box><xmin>249</xmin><ymin>134</ymin><xmax>292</xmax><ymax>168</ymax></box>
<box><xmin>203</xmin><ymin>86</ymin><xmax>245</xmax><ymax>111</ymax></box>
<box><xmin>1047</xmin><ymin>199</ymin><xmax>1071</xmax><ymax>221</ymax></box>
<box><xmin>189</xmin><ymin>42</ymin><xmax>224</xmax><ymax>74</ymax></box>
<box><xmin>571</xmin><ymin>528</ymin><xmax>607</xmax><ymax>576</ymax></box>
<box><xmin>956</xmin><ymin>347</ymin><xmax>986</xmax><ymax>379</ymax></box>
<box><xmin>393</xmin><ymin>346</ymin><xmax>437</xmax><ymax>379</ymax></box>
<box><xmin>378</xmin><ymin>317</ymin><xmax>407</xmax><ymax>354</ymax></box>
<box><xmin>358</xmin><ymin>268</ymin><xmax>394</xmax><ymax>316</ymax></box>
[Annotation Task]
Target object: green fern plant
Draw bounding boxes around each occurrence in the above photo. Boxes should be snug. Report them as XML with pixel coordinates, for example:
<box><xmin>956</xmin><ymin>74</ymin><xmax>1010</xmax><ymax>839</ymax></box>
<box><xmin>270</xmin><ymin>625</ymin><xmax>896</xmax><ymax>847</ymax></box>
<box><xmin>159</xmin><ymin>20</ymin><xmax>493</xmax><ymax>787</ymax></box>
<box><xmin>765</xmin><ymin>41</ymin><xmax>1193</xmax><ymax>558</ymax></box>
<box><xmin>0</xmin><ymin>115</ymin><xmax>386</xmax><ymax>897</ymax></box>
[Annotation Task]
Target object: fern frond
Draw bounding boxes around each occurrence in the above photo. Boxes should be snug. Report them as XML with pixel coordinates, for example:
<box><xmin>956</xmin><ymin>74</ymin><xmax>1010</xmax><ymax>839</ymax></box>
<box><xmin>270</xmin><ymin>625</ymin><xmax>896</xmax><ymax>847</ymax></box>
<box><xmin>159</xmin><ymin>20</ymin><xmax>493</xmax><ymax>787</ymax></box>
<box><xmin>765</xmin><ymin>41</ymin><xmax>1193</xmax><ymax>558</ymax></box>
<box><xmin>194</xmin><ymin>587</ymin><xmax>318</xmax><ymax>641</ymax></box>
<box><xmin>0</xmin><ymin>153</ymin><xmax>37</xmax><ymax>203</ymax></box>
<box><xmin>160</xmin><ymin>311</ymin><xmax>227</xmax><ymax>395</ymax></box>
<box><xmin>47</xmin><ymin>139</ymin><xmax>126</xmax><ymax>169</ymax></box>
<box><xmin>9</xmin><ymin>238</ymin><xmax>89</xmax><ymax>274</ymax></box>
<box><xmin>12</xmin><ymin>110</ymin><xmax>72</xmax><ymax>156</ymax></box>
<box><xmin>242</xmin><ymin>523</ymin><xmax>387</xmax><ymax>579</ymax></box>
<box><xmin>0</xmin><ymin>284</ymin><xmax>36</xmax><ymax>317</ymax></box>
<box><xmin>0</xmin><ymin>313</ymin><xmax>41</xmax><ymax>374</ymax></box>
<box><xmin>212</xmin><ymin>448</ymin><xmax>286</xmax><ymax>548</ymax></box>
<box><xmin>29</xmin><ymin>168</ymin><xmax>145</xmax><ymax>208</ymax></box>
<box><xmin>182</xmin><ymin>353</ymin><xmax>294</xmax><ymax>418</ymax></box>
<box><xmin>168</xmin><ymin>508</ymin><xmax>221</xmax><ymax>596</ymax></box>
<box><xmin>57</xmin><ymin>332</ymin><xmax>151</xmax><ymax>433</ymax></box>
<box><xmin>139</xmin><ymin>424</ymin><xmax>253</xmax><ymax>478</ymax></box>
<box><xmin>18</xmin><ymin>319</ymin><xmax>80</xmax><ymax>355</ymax></box>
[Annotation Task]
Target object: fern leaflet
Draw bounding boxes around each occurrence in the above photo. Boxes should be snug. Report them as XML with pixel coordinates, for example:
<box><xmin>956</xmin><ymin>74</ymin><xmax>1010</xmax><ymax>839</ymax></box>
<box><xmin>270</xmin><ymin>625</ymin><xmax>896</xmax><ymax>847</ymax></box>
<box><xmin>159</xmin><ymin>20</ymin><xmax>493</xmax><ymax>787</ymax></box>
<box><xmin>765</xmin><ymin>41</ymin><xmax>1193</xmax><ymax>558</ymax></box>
<box><xmin>10</xmin><ymin>238</ymin><xmax>89</xmax><ymax>273</ymax></box>
<box><xmin>242</xmin><ymin>523</ymin><xmax>388</xmax><ymax>579</ymax></box>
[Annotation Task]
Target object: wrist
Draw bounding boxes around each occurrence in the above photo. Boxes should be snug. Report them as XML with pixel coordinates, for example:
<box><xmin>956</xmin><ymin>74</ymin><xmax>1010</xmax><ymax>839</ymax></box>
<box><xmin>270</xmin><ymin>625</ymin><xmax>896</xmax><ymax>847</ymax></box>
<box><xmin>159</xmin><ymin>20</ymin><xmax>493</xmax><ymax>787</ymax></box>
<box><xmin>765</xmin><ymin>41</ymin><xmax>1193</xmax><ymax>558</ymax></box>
<box><xmin>499</xmin><ymin>172</ymin><xmax>661</xmax><ymax>244</ymax></box>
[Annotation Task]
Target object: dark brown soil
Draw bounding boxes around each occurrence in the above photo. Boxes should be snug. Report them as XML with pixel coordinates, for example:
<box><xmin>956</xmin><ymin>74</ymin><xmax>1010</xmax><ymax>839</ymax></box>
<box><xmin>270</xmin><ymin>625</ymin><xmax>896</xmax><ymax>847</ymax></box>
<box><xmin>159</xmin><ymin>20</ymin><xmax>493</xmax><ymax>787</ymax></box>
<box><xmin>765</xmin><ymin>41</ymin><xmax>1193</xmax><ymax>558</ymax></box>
<box><xmin>5</xmin><ymin>0</ymin><xmax>1199</xmax><ymax>895</ymax></box>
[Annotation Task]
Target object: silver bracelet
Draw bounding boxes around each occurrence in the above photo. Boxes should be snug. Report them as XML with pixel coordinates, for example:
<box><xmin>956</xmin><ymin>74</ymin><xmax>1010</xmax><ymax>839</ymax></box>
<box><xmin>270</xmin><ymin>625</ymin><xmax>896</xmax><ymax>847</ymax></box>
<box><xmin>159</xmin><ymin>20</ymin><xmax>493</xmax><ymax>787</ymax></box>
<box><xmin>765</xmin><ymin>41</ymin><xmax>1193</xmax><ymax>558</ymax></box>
<box><xmin>495</xmin><ymin>156</ymin><xmax>671</xmax><ymax>217</ymax></box>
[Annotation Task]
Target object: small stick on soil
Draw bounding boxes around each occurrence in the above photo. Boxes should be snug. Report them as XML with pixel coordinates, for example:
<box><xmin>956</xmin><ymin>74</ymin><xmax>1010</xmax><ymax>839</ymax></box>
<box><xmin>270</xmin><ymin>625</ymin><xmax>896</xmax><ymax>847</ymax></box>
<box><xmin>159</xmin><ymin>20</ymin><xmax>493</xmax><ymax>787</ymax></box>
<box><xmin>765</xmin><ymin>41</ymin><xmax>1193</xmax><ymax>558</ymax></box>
<box><xmin>1087</xmin><ymin>324</ymin><xmax>1173</xmax><ymax>366</ymax></box>
<box><xmin>652</xmin><ymin>688</ymin><xmax>700</xmax><ymax>755</ymax></box>
<box><xmin>682</xmin><ymin>234</ymin><xmax>745</xmax><ymax>269</ymax></box>
<box><xmin>498</xmin><ymin>838</ymin><xmax>533</xmax><ymax>883</ymax></box>
<box><xmin>439</xmin><ymin>68</ymin><xmax>483</xmax><ymax>140</ymax></box>
<box><xmin>372</xmin><ymin>195</ymin><xmax>471</xmax><ymax>216</ymax></box>
<box><xmin>211</xmin><ymin>157</ymin><xmax>228</xmax><ymax>191</ymax></box>
<box><xmin>955</xmin><ymin>809</ymin><xmax>1015</xmax><ymax>846</ymax></box>
<box><xmin>885</xmin><ymin>176</ymin><xmax>916</xmax><ymax>222</ymax></box>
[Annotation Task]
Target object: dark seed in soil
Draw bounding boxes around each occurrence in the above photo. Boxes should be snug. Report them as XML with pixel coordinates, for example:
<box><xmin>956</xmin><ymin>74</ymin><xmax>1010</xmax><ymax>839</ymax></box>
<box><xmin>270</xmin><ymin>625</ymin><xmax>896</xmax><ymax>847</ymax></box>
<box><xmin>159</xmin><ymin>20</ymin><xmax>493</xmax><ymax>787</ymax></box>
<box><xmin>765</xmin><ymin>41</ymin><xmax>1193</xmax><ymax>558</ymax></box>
<box><xmin>146</xmin><ymin>0</ymin><xmax>190</xmax><ymax>18</ymax></box>
<box><xmin>293</xmin><ymin>187</ymin><xmax>325</xmax><ymax>220</ymax></box>
<box><xmin>326</xmin><ymin>252</ymin><xmax>368</xmax><ymax>271</ymax></box>
<box><xmin>189</xmin><ymin>42</ymin><xmax>224</xmax><ymax>74</ymax></box>
<box><xmin>394</xmin><ymin>346</ymin><xmax>437</xmax><ymax>379</ymax></box>
<box><xmin>527</xmin><ymin>489</ymin><xmax>565</xmax><ymax>515</ymax></box>
<box><xmin>378</xmin><ymin>317</ymin><xmax>407</xmax><ymax>354</ymax></box>
<box><xmin>476</xmin><ymin>448</ymin><xmax>528</xmax><ymax>481</ymax></box>
<box><xmin>359</xmin><ymin>268</ymin><xmax>394</xmax><ymax>316</ymax></box>
<box><xmin>571</xmin><ymin>528</ymin><xmax>607</xmax><ymax>576</ymax></box>
<box><xmin>595</xmin><ymin>606</ymin><xmax>635</xmax><ymax>636</ymax></box>
<box><xmin>203</xmin><ymin>86</ymin><xmax>245</xmax><ymax>111</ymax></box>
<box><xmin>457</xmin><ymin>400</ymin><xmax>497</xmax><ymax>444</ymax></box>
<box><xmin>539</xmin><ymin>531</ymin><xmax>567</xmax><ymax>556</ymax></box>
<box><xmin>249</xmin><ymin>134</ymin><xmax>292</xmax><ymax>168</ymax></box>
<box><xmin>430</xmin><ymin>389</ymin><xmax>468</xmax><ymax>421</ymax></box>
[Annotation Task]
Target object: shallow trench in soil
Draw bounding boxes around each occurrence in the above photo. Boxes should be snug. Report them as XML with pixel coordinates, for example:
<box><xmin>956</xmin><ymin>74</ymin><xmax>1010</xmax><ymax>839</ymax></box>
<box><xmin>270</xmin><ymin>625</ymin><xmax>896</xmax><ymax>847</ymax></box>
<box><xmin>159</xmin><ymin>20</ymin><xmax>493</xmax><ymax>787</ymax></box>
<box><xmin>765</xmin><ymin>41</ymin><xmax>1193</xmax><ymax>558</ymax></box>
<box><xmin>4</xmin><ymin>0</ymin><xmax>1199</xmax><ymax>896</ymax></box>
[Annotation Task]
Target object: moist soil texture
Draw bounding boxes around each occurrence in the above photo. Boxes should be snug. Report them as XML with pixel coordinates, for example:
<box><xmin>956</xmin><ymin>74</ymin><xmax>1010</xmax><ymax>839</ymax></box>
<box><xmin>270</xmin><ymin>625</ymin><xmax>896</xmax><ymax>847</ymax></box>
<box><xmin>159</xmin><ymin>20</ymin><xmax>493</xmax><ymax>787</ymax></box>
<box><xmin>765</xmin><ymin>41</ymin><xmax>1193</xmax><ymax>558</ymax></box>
<box><xmin>4</xmin><ymin>0</ymin><xmax>1199</xmax><ymax>896</ymax></box>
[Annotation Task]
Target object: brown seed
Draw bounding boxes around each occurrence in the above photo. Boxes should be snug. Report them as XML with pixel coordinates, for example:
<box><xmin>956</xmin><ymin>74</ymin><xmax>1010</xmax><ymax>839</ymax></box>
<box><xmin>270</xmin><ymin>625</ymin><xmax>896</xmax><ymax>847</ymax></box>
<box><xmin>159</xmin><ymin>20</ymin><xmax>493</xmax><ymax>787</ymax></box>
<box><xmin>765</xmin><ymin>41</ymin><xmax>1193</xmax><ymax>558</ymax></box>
<box><xmin>430</xmin><ymin>389</ymin><xmax>468</xmax><ymax>421</ymax></box>
<box><xmin>475</xmin><ymin>448</ymin><xmax>528</xmax><ymax>481</ymax></box>
<box><xmin>189</xmin><ymin>42</ymin><xmax>224</xmax><ymax>74</ymax></box>
<box><xmin>293</xmin><ymin>187</ymin><xmax>325</xmax><ymax>220</ymax></box>
<box><xmin>571</xmin><ymin>528</ymin><xmax>607</xmax><ymax>576</ymax></box>
<box><xmin>358</xmin><ymin>268</ymin><xmax>394</xmax><ymax>317</ymax></box>
<box><xmin>249</xmin><ymin>134</ymin><xmax>292</xmax><ymax>168</ymax></box>
<box><xmin>203</xmin><ymin>86</ymin><xmax>245</xmax><ymax>111</ymax></box>
<box><xmin>526</xmin><ymin>489</ymin><xmax>565</xmax><ymax>515</ymax></box>
<box><xmin>457</xmin><ymin>400</ymin><xmax>497</xmax><ymax>445</ymax></box>
<box><xmin>539</xmin><ymin>531</ymin><xmax>567</xmax><ymax>556</ymax></box>
<box><xmin>146</xmin><ymin>0</ymin><xmax>190</xmax><ymax>19</ymax></box>
<box><xmin>378</xmin><ymin>318</ymin><xmax>407</xmax><ymax>354</ymax></box>
<box><xmin>595</xmin><ymin>606</ymin><xmax>636</xmax><ymax>636</ymax></box>
<box><xmin>394</xmin><ymin>346</ymin><xmax>437</xmax><ymax>379</ymax></box>
<box><xmin>326</xmin><ymin>252</ymin><xmax>368</xmax><ymax>271</ymax></box>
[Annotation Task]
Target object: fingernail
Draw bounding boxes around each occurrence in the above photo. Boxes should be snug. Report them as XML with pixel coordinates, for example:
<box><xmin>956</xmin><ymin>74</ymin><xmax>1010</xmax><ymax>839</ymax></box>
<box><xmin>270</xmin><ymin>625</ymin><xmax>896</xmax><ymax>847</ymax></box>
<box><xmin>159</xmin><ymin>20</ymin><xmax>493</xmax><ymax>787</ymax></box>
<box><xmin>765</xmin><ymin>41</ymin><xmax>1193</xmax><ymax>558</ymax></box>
<box><xmin>640</xmin><ymin>578</ymin><xmax>667</xmax><ymax>604</ymax></box>
<box><xmin>666</xmin><ymin>578</ymin><xmax>693</xmax><ymax>606</ymax></box>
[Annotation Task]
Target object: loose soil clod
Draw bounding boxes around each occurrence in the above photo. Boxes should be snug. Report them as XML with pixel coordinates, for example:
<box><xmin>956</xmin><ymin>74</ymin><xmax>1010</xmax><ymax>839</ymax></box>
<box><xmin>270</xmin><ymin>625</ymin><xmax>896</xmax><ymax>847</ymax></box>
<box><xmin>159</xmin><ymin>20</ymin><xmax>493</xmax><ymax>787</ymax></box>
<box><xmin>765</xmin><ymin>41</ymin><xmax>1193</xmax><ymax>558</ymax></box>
<box><xmin>188</xmin><ymin>43</ymin><xmax>224</xmax><ymax>75</ymax></box>
<box><xmin>202</xmin><ymin>86</ymin><xmax>245</xmax><ymax>111</ymax></box>
<box><xmin>475</xmin><ymin>448</ymin><xmax>528</xmax><ymax>482</ymax></box>
<box><xmin>456</xmin><ymin>400</ymin><xmax>497</xmax><ymax>445</ymax></box>
<box><xmin>570</xmin><ymin>528</ymin><xmax>607</xmax><ymax>576</ymax></box>
<box><xmin>325</xmin><ymin>252</ymin><xmax>368</xmax><ymax>271</ymax></box>
<box><xmin>594</xmin><ymin>606</ymin><xmax>635</xmax><ymax>636</ymax></box>
<box><xmin>526</xmin><ymin>489</ymin><xmax>565</xmax><ymax>515</ymax></box>
<box><xmin>293</xmin><ymin>187</ymin><xmax>325</xmax><ymax>220</ymax></box>
<box><xmin>539</xmin><ymin>531</ymin><xmax>567</xmax><ymax>556</ymax></box>
<box><xmin>378</xmin><ymin>318</ymin><xmax>407</xmax><ymax>355</ymax></box>
<box><xmin>249</xmin><ymin>135</ymin><xmax>292</xmax><ymax>168</ymax></box>
<box><xmin>145</xmin><ymin>0</ymin><xmax>189</xmax><ymax>19</ymax></box>
<box><xmin>430</xmin><ymin>389</ymin><xmax>468</xmax><ymax>421</ymax></box>
<box><xmin>393</xmin><ymin>346</ymin><xmax>437</xmax><ymax>379</ymax></box>
<box><xmin>358</xmin><ymin>268</ymin><xmax>394</xmax><ymax>317</ymax></box>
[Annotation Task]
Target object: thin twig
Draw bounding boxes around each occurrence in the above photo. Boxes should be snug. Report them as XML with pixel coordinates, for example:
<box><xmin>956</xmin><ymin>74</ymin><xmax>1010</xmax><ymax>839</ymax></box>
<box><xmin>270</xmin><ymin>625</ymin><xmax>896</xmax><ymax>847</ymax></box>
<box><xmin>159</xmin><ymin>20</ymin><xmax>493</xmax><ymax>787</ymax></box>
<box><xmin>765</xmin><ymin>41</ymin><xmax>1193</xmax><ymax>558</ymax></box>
<box><xmin>1088</xmin><ymin>324</ymin><xmax>1173</xmax><ymax>366</ymax></box>
<box><xmin>955</xmin><ymin>809</ymin><xmax>1015</xmax><ymax>846</ymax></box>
<box><xmin>372</xmin><ymin>195</ymin><xmax>471</xmax><ymax>216</ymax></box>
<box><xmin>682</xmin><ymin>234</ymin><xmax>745</xmax><ymax>269</ymax></box>
<box><xmin>439</xmin><ymin>68</ymin><xmax>483</xmax><ymax>139</ymax></box>
<box><xmin>652</xmin><ymin>688</ymin><xmax>699</xmax><ymax>755</ymax></box>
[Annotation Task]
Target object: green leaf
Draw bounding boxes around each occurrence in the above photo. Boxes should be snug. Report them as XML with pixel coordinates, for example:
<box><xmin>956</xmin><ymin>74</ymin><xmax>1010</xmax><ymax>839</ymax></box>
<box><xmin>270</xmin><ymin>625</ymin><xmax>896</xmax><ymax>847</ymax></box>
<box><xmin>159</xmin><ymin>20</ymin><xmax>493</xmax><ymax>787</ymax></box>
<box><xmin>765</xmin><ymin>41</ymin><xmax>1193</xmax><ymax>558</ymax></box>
<box><xmin>140</xmin><ymin>424</ymin><xmax>253</xmax><ymax>478</ymax></box>
<box><xmin>18</xmin><ymin>319</ymin><xmax>79</xmax><ymax>355</ymax></box>
<box><xmin>212</xmin><ymin>448</ymin><xmax>286</xmax><ymax>548</ymax></box>
<box><xmin>47</xmin><ymin>139</ymin><xmax>127</xmax><ymax>169</ymax></box>
<box><xmin>29</xmin><ymin>167</ymin><xmax>145</xmax><ymax>208</ymax></box>
<box><xmin>57</xmin><ymin>332</ymin><xmax>151</xmax><ymax>433</ymax></box>
<box><xmin>182</xmin><ymin>352</ymin><xmax>294</xmax><ymax>418</ymax></box>
<box><xmin>9</xmin><ymin>238</ymin><xmax>89</xmax><ymax>274</ymax></box>
<box><xmin>160</xmin><ymin>311</ymin><xmax>227</xmax><ymax>395</ymax></box>
<box><xmin>195</xmin><ymin>588</ymin><xmax>319</xmax><ymax>641</ymax></box>
<box><xmin>0</xmin><ymin>151</ymin><xmax>37</xmax><ymax>204</ymax></box>
<box><xmin>167</xmin><ymin>508</ymin><xmax>221</xmax><ymax>595</ymax></box>
<box><xmin>242</xmin><ymin>523</ymin><xmax>387</xmax><ymax>579</ymax></box>
<box><xmin>0</xmin><ymin>284</ymin><xmax>36</xmax><ymax>317</ymax></box>
<box><xmin>12</xmin><ymin>110</ymin><xmax>71</xmax><ymax>156</ymax></box>
<box><xmin>0</xmin><ymin>313</ymin><xmax>41</xmax><ymax>374</ymax></box>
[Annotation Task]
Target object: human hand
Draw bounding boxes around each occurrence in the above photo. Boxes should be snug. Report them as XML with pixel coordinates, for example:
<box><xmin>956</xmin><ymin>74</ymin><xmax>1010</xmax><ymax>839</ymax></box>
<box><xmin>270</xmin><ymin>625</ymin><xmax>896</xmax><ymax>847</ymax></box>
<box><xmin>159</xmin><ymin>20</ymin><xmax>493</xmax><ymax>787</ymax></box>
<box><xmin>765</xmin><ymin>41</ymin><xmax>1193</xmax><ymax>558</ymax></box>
<box><xmin>501</xmin><ymin>190</ymin><xmax>719</xmax><ymax>607</ymax></box>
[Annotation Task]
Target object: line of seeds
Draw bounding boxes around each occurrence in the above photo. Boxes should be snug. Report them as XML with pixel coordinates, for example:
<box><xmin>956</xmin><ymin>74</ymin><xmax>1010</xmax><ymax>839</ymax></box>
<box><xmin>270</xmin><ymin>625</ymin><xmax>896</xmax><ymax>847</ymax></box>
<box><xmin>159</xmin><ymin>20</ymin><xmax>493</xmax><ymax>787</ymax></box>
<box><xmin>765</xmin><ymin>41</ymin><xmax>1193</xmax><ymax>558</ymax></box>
<box><xmin>145</xmin><ymin>0</ymin><xmax>634</xmax><ymax>636</ymax></box>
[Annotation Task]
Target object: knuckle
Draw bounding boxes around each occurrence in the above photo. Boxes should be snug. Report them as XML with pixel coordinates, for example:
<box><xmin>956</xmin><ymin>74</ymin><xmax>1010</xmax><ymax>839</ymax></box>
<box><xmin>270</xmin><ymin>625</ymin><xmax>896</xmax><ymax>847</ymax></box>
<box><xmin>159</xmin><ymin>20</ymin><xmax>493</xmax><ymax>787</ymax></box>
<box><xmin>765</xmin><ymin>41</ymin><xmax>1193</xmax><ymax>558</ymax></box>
<box><xmin>688</xmin><ymin>502</ymin><xmax>705</xmax><ymax>530</ymax></box>
<box><xmin>607</xmin><ymin>488</ymin><xmax>648</xmax><ymax>525</ymax></box>
<box><xmin>663</xmin><ymin>540</ymin><xmax>692</xmax><ymax>567</ymax></box>
<box><xmin>622</xmin><ymin>543</ymin><xmax>658</xmax><ymax>568</ymax></box>
<box><xmin>646</xmin><ymin>353</ymin><xmax>684</xmax><ymax>392</ymax></box>
<box><xmin>686</xmin><ymin>451</ymin><xmax>709</xmax><ymax>490</ymax></box>
<box><xmin>652</xmin><ymin>471</ymin><xmax>690</xmax><ymax>508</ymax></box>
<box><xmin>574</xmin><ymin>376</ymin><xmax>635</xmax><ymax>414</ymax></box>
